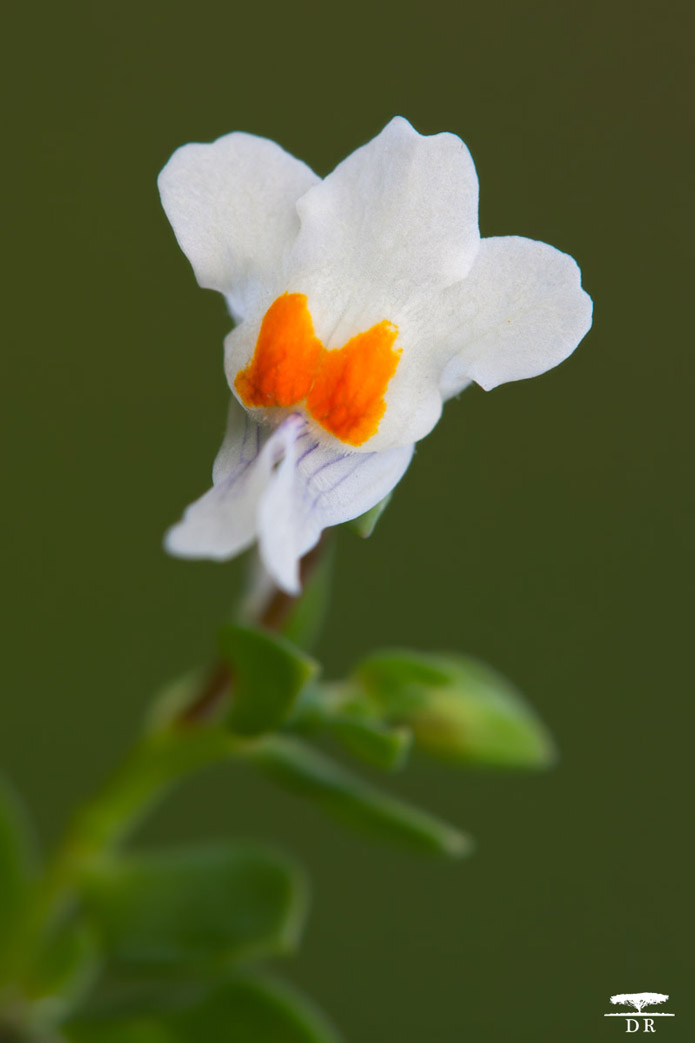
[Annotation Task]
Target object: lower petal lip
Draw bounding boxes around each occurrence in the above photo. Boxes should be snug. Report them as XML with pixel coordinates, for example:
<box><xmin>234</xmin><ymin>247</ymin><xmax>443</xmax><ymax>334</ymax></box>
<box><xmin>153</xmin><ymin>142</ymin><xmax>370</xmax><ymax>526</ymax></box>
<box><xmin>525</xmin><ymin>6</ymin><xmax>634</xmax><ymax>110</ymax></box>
<box><xmin>165</xmin><ymin>400</ymin><xmax>414</xmax><ymax>593</ymax></box>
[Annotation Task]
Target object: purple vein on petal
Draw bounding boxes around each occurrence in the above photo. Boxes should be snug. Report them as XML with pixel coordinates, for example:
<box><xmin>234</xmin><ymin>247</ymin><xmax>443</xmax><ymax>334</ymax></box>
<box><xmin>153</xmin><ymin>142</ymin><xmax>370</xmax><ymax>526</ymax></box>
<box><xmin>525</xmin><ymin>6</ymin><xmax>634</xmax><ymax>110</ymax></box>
<box><xmin>297</xmin><ymin>442</ymin><xmax>319</xmax><ymax>465</ymax></box>
<box><xmin>310</xmin><ymin>455</ymin><xmax>365</xmax><ymax>510</ymax></box>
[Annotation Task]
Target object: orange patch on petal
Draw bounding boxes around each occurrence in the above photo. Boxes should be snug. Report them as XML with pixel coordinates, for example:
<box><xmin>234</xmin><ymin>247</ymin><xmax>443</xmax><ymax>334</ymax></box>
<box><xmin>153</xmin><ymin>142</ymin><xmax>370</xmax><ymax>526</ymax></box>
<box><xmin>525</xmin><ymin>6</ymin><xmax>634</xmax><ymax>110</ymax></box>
<box><xmin>235</xmin><ymin>294</ymin><xmax>401</xmax><ymax>447</ymax></box>
<box><xmin>306</xmin><ymin>321</ymin><xmax>401</xmax><ymax>447</ymax></box>
<box><xmin>234</xmin><ymin>292</ymin><xmax>324</xmax><ymax>408</ymax></box>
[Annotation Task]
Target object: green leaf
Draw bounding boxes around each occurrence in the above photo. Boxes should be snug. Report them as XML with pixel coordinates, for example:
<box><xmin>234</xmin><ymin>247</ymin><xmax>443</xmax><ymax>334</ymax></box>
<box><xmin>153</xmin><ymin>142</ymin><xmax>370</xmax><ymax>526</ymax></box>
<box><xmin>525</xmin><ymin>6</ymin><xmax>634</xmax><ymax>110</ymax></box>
<box><xmin>356</xmin><ymin>650</ymin><xmax>556</xmax><ymax>768</ymax></box>
<box><xmin>219</xmin><ymin>625</ymin><xmax>318</xmax><ymax>736</ymax></box>
<box><xmin>349</xmin><ymin>493</ymin><xmax>393</xmax><ymax>538</ymax></box>
<box><xmin>0</xmin><ymin>775</ymin><xmax>37</xmax><ymax>957</ymax></box>
<box><xmin>250</xmin><ymin>736</ymin><xmax>472</xmax><ymax>857</ymax></box>
<box><xmin>67</xmin><ymin>975</ymin><xmax>339</xmax><ymax>1043</ymax></box>
<box><xmin>168</xmin><ymin>974</ymin><xmax>340</xmax><ymax>1042</ymax></box>
<box><xmin>80</xmin><ymin>843</ymin><xmax>308</xmax><ymax>975</ymax></box>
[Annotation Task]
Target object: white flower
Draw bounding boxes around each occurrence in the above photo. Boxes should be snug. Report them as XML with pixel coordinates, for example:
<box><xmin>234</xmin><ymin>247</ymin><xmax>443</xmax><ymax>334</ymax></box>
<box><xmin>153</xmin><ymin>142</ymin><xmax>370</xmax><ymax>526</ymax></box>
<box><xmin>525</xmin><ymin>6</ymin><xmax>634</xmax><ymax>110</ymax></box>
<box><xmin>159</xmin><ymin>116</ymin><xmax>592</xmax><ymax>593</ymax></box>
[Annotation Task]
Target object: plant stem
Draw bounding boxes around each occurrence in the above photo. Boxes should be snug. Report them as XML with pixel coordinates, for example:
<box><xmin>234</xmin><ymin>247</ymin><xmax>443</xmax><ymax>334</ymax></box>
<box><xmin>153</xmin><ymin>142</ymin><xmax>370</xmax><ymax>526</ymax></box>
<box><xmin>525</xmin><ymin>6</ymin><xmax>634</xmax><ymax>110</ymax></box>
<box><xmin>176</xmin><ymin>537</ymin><xmax>327</xmax><ymax>726</ymax></box>
<box><xmin>9</xmin><ymin>728</ymin><xmax>239</xmax><ymax>988</ymax></box>
<box><xmin>6</xmin><ymin>540</ymin><xmax>328</xmax><ymax>1004</ymax></box>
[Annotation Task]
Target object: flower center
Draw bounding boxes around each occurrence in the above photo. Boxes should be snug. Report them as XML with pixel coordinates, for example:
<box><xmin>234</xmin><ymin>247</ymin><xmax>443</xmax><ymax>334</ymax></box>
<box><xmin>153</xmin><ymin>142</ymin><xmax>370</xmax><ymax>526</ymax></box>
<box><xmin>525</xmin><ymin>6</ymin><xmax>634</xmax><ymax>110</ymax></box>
<box><xmin>234</xmin><ymin>293</ymin><xmax>401</xmax><ymax>447</ymax></box>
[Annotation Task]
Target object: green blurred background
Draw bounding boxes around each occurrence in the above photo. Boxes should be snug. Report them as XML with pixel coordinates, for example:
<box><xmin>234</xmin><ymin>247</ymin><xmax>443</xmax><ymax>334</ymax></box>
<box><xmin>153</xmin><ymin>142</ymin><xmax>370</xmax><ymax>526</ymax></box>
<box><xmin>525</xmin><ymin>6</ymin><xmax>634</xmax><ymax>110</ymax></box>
<box><xmin>2</xmin><ymin>0</ymin><xmax>692</xmax><ymax>1039</ymax></box>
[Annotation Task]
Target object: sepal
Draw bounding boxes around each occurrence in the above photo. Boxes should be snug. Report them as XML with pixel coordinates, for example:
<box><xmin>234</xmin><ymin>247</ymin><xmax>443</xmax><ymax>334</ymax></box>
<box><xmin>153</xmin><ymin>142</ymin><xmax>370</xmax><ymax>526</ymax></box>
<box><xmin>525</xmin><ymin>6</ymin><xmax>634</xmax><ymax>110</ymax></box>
<box><xmin>218</xmin><ymin>624</ymin><xmax>319</xmax><ymax>735</ymax></box>
<box><xmin>290</xmin><ymin>683</ymin><xmax>412</xmax><ymax>771</ymax></box>
<box><xmin>355</xmin><ymin>650</ymin><xmax>556</xmax><ymax>768</ymax></box>
<box><xmin>349</xmin><ymin>493</ymin><xmax>393</xmax><ymax>538</ymax></box>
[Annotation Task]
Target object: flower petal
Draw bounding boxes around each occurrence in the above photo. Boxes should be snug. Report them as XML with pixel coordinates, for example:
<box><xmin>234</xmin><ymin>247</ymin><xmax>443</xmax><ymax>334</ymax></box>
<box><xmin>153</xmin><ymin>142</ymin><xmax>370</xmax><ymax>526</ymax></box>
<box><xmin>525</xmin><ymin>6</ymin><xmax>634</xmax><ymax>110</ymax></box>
<box><xmin>360</xmin><ymin>235</ymin><xmax>592</xmax><ymax>451</ymax></box>
<box><xmin>286</xmin><ymin>116</ymin><xmax>480</xmax><ymax>347</ymax></box>
<box><xmin>158</xmin><ymin>133</ymin><xmax>319</xmax><ymax>318</ymax></box>
<box><xmin>165</xmin><ymin>405</ymin><xmax>272</xmax><ymax>561</ymax></box>
<box><xmin>165</xmin><ymin>401</ymin><xmax>414</xmax><ymax>594</ymax></box>
<box><xmin>221</xmin><ymin>117</ymin><xmax>480</xmax><ymax>455</ymax></box>
<box><xmin>435</xmin><ymin>236</ymin><xmax>593</xmax><ymax>394</ymax></box>
<box><xmin>257</xmin><ymin>425</ymin><xmax>414</xmax><ymax>593</ymax></box>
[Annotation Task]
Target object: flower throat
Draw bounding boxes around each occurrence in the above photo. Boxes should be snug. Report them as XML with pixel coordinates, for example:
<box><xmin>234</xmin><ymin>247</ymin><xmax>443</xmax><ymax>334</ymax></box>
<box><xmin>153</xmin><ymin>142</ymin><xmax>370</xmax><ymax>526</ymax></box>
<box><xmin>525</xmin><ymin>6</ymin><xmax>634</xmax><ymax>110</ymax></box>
<box><xmin>234</xmin><ymin>292</ymin><xmax>401</xmax><ymax>447</ymax></box>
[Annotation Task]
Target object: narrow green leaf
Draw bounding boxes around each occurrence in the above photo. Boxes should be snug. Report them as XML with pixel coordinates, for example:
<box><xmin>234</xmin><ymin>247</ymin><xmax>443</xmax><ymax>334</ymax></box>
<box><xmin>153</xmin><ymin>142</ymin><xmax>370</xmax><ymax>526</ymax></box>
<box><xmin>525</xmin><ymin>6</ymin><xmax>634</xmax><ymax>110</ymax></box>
<box><xmin>349</xmin><ymin>493</ymin><xmax>393</xmax><ymax>538</ymax></box>
<box><xmin>80</xmin><ymin>843</ymin><xmax>308</xmax><ymax>975</ymax></box>
<box><xmin>219</xmin><ymin>625</ymin><xmax>318</xmax><ymax>736</ymax></box>
<box><xmin>0</xmin><ymin>775</ymin><xmax>37</xmax><ymax>958</ymax></box>
<box><xmin>356</xmin><ymin>650</ymin><xmax>556</xmax><ymax>768</ymax></box>
<box><xmin>250</xmin><ymin>737</ymin><xmax>472</xmax><ymax>857</ymax></box>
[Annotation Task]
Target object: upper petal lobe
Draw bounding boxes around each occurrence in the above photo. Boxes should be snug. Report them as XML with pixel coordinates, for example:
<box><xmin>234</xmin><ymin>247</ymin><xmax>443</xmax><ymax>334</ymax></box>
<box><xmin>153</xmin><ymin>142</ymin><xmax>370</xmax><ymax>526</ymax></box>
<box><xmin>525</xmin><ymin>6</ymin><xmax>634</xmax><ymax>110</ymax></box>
<box><xmin>158</xmin><ymin>132</ymin><xmax>319</xmax><ymax>319</ymax></box>
<box><xmin>434</xmin><ymin>236</ymin><xmax>593</xmax><ymax>395</ymax></box>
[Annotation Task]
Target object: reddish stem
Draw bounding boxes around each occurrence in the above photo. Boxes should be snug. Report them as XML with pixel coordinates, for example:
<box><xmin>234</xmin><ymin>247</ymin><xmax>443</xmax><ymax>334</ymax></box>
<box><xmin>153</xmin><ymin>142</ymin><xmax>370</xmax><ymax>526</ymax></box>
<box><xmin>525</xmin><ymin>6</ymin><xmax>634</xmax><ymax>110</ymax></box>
<box><xmin>177</xmin><ymin>538</ymin><xmax>327</xmax><ymax>726</ymax></box>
